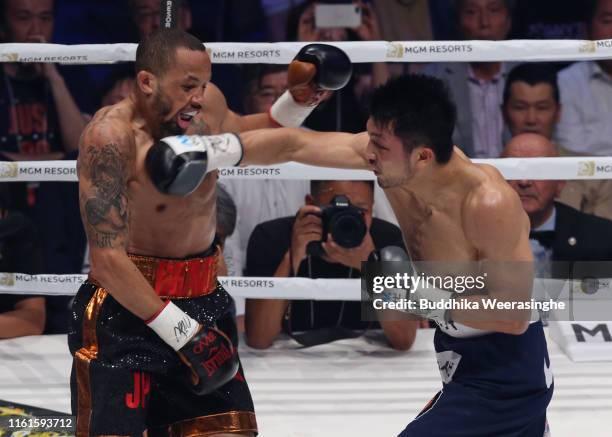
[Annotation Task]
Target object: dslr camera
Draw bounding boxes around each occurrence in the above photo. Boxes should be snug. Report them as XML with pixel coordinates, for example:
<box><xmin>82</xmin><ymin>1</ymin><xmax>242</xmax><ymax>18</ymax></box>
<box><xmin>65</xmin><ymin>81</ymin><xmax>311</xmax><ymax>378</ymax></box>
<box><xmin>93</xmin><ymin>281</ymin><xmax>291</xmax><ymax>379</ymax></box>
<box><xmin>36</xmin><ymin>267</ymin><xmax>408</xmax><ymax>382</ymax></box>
<box><xmin>307</xmin><ymin>195</ymin><xmax>367</xmax><ymax>257</ymax></box>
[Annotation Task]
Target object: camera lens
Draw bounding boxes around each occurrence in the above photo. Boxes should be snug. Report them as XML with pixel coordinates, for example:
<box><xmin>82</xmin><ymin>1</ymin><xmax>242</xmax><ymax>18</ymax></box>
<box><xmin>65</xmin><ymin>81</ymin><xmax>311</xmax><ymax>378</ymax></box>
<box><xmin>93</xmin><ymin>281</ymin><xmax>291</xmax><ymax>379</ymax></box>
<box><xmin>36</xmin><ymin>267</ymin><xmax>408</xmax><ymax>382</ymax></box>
<box><xmin>330</xmin><ymin>211</ymin><xmax>367</xmax><ymax>248</ymax></box>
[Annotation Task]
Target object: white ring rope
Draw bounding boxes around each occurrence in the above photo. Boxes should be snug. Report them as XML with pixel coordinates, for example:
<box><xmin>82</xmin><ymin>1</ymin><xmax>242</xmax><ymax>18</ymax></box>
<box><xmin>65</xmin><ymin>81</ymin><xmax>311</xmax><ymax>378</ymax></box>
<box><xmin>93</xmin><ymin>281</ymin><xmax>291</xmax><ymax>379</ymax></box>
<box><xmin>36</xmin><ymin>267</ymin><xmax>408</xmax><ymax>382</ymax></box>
<box><xmin>1</xmin><ymin>39</ymin><xmax>612</xmax><ymax>64</ymax></box>
<box><xmin>0</xmin><ymin>273</ymin><xmax>356</xmax><ymax>299</ymax></box>
<box><xmin>1</xmin><ymin>157</ymin><xmax>612</xmax><ymax>182</ymax></box>
<box><xmin>2</xmin><ymin>39</ymin><xmax>612</xmax><ymax>302</ymax></box>
<box><xmin>0</xmin><ymin>272</ymin><xmax>607</xmax><ymax>303</ymax></box>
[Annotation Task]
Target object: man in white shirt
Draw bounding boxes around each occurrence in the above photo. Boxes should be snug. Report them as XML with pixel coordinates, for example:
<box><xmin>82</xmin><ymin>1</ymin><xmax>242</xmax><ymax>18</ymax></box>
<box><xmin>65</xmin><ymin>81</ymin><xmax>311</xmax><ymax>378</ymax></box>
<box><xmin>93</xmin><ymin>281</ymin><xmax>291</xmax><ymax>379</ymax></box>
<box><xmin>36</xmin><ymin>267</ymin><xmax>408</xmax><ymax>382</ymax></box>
<box><xmin>223</xmin><ymin>66</ymin><xmax>397</xmax><ymax>276</ymax></box>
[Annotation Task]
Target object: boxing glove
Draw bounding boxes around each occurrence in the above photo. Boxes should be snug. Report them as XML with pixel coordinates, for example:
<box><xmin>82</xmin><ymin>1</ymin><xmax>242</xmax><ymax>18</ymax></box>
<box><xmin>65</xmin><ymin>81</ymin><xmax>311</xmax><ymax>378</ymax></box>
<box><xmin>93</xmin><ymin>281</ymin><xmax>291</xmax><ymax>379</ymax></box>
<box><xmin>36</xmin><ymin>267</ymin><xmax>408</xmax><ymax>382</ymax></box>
<box><xmin>270</xmin><ymin>43</ymin><xmax>352</xmax><ymax>127</ymax></box>
<box><xmin>146</xmin><ymin>301</ymin><xmax>239</xmax><ymax>395</ymax></box>
<box><xmin>145</xmin><ymin>133</ymin><xmax>242</xmax><ymax>196</ymax></box>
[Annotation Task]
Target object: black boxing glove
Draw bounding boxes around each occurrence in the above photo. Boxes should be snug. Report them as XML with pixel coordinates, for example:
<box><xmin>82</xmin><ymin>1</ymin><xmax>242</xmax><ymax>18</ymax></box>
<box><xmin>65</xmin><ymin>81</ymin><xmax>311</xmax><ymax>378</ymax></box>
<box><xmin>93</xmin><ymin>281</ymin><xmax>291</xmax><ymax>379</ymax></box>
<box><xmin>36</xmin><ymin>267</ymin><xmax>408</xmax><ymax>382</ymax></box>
<box><xmin>177</xmin><ymin>325</ymin><xmax>239</xmax><ymax>395</ymax></box>
<box><xmin>270</xmin><ymin>43</ymin><xmax>352</xmax><ymax>127</ymax></box>
<box><xmin>145</xmin><ymin>133</ymin><xmax>243</xmax><ymax>196</ymax></box>
<box><xmin>146</xmin><ymin>301</ymin><xmax>239</xmax><ymax>395</ymax></box>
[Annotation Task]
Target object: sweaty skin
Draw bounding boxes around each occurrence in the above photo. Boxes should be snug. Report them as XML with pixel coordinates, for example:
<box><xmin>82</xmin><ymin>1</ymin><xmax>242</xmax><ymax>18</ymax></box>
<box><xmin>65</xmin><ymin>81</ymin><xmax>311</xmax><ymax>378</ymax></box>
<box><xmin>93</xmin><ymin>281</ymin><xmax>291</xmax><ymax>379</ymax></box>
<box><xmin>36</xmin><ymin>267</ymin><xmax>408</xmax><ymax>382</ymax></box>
<box><xmin>78</xmin><ymin>48</ymin><xmax>276</xmax><ymax>324</ymax></box>
<box><xmin>239</xmin><ymin>126</ymin><xmax>534</xmax><ymax>335</ymax></box>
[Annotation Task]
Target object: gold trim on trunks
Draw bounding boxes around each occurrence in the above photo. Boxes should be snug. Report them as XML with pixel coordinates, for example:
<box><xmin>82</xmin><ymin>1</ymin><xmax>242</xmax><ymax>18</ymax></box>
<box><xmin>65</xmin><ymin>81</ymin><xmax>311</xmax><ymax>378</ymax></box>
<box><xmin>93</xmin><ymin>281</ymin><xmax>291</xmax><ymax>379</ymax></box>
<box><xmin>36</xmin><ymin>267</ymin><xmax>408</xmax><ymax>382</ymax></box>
<box><xmin>75</xmin><ymin>287</ymin><xmax>108</xmax><ymax>437</ymax></box>
<box><xmin>149</xmin><ymin>411</ymin><xmax>258</xmax><ymax>437</ymax></box>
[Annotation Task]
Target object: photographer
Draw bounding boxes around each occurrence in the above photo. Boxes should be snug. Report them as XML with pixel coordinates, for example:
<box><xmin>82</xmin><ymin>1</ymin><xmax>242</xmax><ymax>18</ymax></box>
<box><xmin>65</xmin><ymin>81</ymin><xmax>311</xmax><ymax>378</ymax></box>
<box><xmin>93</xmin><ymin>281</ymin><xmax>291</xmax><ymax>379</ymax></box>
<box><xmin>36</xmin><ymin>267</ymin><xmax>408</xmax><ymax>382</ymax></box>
<box><xmin>245</xmin><ymin>180</ymin><xmax>418</xmax><ymax>350</ymax></box>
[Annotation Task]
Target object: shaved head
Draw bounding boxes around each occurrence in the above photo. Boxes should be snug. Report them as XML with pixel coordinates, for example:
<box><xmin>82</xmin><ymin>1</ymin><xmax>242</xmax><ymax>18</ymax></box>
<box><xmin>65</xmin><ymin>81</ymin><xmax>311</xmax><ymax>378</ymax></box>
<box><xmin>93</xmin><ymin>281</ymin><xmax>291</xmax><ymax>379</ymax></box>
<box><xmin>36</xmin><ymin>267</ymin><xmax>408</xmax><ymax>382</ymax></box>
<box><xmin>502</xmin><ymin>133</ymin><xmax>558</xmax><ymax>158</ymax></box>
<box><xmin>502</xmin><ymin>133</ymin><xmax>564</xmax><ymax>228</ymax></box>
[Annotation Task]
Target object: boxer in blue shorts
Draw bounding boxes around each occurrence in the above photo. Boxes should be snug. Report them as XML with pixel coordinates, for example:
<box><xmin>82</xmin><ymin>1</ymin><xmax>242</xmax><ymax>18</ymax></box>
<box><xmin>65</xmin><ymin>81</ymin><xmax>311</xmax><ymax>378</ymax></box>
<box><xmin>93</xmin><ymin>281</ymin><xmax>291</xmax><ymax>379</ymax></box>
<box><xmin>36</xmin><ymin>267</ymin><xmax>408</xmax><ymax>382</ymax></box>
<box><xmin>174</xmin><ymin>73</ymin><xmax>554</xmax><ymax>436</ymax></box>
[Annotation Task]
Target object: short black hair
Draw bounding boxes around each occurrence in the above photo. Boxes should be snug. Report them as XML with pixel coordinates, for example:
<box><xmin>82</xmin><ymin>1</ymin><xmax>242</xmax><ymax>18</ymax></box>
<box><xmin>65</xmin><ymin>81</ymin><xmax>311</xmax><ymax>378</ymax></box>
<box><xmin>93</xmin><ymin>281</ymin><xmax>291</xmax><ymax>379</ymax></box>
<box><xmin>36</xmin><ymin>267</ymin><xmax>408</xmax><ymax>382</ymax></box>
<box><xmin>310</xmin><ymin>180</ymin><xmax>374</xmax><ymax>197</ymax></box>
<box><xmin>369</xmin><ymin>74</ymin><xmax>456</xmax><ymax>164</ymax></box>
<box><xmin>503</xmin><ymin>63</ymin><xmax>559</xmax><ymax>106</ymax></box>
<box><xmin>135</xmin><ymin>28</ymin><xmax>205</xmax><ymax>76</ymax></box>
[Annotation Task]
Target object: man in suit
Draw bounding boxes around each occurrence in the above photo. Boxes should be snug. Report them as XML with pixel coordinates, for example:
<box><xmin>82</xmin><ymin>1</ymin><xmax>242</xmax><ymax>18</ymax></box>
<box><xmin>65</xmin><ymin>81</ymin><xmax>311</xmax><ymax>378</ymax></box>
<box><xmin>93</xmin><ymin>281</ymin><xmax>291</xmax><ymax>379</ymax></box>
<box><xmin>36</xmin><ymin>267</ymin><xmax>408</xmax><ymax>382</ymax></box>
<box><xmin>501</xmin><ymin>62</ymin><xmax>612</xmax><ymax>220</ymax></box>
<box><xmin>244</xmin><ymin>180</ymin><xmax>419</xmax><ymax>351</ymax></box>
<box><xmin>425</xmin><ymin>0</ymin><xmax>516</xmax><ymax>158</ymax></box>
<box><xmin>502</xmin><ymin>133</ymin><xmax>612</xmax><ymax>279</ymax></box>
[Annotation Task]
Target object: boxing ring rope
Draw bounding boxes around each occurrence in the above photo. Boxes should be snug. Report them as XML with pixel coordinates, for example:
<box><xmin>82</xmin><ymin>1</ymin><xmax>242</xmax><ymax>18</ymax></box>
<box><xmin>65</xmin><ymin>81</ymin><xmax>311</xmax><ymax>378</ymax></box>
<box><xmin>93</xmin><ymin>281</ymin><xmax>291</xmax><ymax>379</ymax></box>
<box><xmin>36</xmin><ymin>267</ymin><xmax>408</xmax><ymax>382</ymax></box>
<box><xmin>1</xmin><ymin>156</ymin><xmax>612</xmax><ymax>182</ymax></box>
<box><xmin>2</xmin><ymin>39</ymin><xmax>612</xmax><ymax>64</ymax></box>
<box><xmin>1</xmin><ymin>38</ymin><xmax>612</xmax><ymax>300</ymax></box>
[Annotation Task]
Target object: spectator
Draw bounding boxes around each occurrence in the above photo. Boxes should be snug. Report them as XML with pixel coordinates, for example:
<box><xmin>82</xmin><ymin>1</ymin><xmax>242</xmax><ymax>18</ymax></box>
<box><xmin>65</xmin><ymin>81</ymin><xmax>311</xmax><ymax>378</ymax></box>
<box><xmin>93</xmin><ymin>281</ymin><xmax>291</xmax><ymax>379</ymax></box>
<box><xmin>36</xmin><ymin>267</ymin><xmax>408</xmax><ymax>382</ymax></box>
<box><xmin>222</xmin><ymin>65</ymin><xmax>398</xmax><ymax>275</ymax></box>
<box><xmin>555</xmin><ymin>0</ymin><xmax>612</xmax><ymax>155</ymax></box>
<box><xmin>0</xmin><ymin>0</ymin><xmax>87</xmax><ymax>160</ymax></box>
<box><xmin>98</xmin><ymin>69</ymin><xmax>135</xmax><ymax>108</ymax></box>
<box><xmin>245</xmin><ymin>180</ymin><xmax>419</xmax><ymax>351</ymax></box>
<box><xmin>221</xmin><ymin>65</ymin><xmax>311</xmax><ymax>276</ymax></box>
<box><xmin>372</xmin><ymin>0</ymin><xmax>433</xmax><ymax>76</ymax></box>
<box><xmin>216</xmin><ymin>182</ymin><xmax>241</xmax><ymax>278</ymax></box>
<box><xmin>373</xmin><ymin>0</ymin><xmax>433</xmax><ymax>42</ymax></box>
<box><xmin>0</xmin><ymin>0</ymin><xmax>87</xmax><ymax>333</ymax></box>
<box><xmin>215</xmin><ymin>184</ymin><xmax>247</xmax><ymax>332</ymax></box>
<box><xmin>512</xmin><ymin>0</ymin><xmax>589</xmax><ymax>39</ymax></box>
<box><xmin>129</xmin><ymin>0</ymin><xmax>192</xmax><ymax>40</ymax></box>
<box><xmin>426</xmin><ymin>0</ymin><xmax>516</xmax><ymax>158</ymax></box>
<box><xmin>502</xmin><ymin>133</ymin><xmax>612</xmax><ymax>279</ymax></box>
<box><xmin>0</xmin><ymin>184</ymin><xmax>45</xmax><ymax>339</ymax></box>
<box><xmin>261</xmin><ymin>0</ymin><xmax>308</xmax><ymax>41</ymax></box>
<box><xmin>286</xmin><ymin>0</ymin><xmax>388</xmax><ymax>133</ymax></box>
<box><xmin>502</xmin><ymin>62</ymin><xmax>612</xmax><ymax>220</ymax></box>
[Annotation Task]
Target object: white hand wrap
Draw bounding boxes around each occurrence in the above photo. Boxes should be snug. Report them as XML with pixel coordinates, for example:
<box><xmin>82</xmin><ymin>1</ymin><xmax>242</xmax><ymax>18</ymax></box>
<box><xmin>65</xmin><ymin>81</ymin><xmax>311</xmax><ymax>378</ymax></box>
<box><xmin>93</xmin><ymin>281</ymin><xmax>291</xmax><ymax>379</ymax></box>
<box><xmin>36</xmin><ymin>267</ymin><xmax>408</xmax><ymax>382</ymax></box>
<box><xmin>163</xmin><ymin>133</ymin><xmax>243</xmax><ymax>172</ymax></box>
<box><xmin>146</xmin><ymin>301</ymin><xmax>199</xmax><ymax>351</ymax></box>
<box><xmin>269</xmin><ymin>90</ymin><xmax>315</xmax><ymax>127</ymax></box>
<box><xmin>409</xmin><ymin>283</ymin><xmax>454</xmax><ymax>322</ymax></box>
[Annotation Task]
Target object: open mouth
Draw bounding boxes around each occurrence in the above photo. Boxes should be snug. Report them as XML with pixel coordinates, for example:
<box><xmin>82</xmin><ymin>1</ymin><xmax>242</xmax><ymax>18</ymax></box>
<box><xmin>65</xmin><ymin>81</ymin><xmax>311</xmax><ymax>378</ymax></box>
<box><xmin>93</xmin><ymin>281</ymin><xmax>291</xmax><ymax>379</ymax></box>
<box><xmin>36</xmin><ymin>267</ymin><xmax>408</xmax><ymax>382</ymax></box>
<box><xmin>177</xmin><ymin>110</ymin><xmax>198</xmax><ymax>130</ymax></box>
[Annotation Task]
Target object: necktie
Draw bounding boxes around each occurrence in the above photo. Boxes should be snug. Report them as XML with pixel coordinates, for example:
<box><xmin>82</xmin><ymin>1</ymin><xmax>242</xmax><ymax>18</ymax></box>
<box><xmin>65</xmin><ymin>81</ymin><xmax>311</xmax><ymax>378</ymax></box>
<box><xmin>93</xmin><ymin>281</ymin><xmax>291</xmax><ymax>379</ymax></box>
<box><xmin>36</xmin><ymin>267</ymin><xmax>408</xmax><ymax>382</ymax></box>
<box><xmin>529</xmin><ymin>230</ymin><xmax>555</xmax><ymax>249</ymax></box>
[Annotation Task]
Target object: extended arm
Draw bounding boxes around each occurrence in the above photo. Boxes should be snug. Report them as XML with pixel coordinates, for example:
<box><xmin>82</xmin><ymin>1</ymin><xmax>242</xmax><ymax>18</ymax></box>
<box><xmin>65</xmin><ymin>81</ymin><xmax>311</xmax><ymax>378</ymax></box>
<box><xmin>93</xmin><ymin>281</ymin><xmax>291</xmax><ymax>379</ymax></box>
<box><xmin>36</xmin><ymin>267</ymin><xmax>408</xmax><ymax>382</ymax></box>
<box><xmin>46</xmin><ymin>65</ymin><xmax>87</xmax><ymax>152</ymax></box>
<box><xmin>0</xmin><ymin>297</ymin><xmax>46</xmax><ymax>338</ymax></box>
<box><xmin>240</xmin><ymin>128</ymin><xmax>371</xmax><ymax>169</ymax></box>
<box><xmin>214</xmin><ymin>43</ymin><xmax>353</xmax><ymax>133</ymax></box>
<box><xmin>245</xmin><ymin>250</ymin><xmax>291</xmax><ymax>349</ymax></box>
<box><xmin>147</xmin><ymin>128</ymin><xmax>371</xmax><ymax>196</ymax></box>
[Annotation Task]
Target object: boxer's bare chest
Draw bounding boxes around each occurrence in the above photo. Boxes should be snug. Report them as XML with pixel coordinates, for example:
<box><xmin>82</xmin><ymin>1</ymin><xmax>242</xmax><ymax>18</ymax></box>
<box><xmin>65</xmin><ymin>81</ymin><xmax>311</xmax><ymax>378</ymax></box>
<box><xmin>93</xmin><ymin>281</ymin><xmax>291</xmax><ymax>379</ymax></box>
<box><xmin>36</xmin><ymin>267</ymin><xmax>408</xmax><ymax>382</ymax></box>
<box><xmin>385</xmin><ymin>188</ymin><xmax>478</xmax><ymax>263</ymax></box>
<box><xmin>124</xmin><ymin>113</ymin><xmax>220</xmax><ymax>257</ymax></box>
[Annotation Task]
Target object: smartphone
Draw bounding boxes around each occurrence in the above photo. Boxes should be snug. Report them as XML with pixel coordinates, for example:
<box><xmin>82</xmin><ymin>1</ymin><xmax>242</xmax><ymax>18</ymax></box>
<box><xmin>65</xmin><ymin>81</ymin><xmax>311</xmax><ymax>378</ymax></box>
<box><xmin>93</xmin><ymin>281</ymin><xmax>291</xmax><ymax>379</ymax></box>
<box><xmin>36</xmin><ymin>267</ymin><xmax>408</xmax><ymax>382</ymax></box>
<box><xmin>314</xmin><ymin>4</ymin><xmax>362</xmax><ymax>29</ymax></box>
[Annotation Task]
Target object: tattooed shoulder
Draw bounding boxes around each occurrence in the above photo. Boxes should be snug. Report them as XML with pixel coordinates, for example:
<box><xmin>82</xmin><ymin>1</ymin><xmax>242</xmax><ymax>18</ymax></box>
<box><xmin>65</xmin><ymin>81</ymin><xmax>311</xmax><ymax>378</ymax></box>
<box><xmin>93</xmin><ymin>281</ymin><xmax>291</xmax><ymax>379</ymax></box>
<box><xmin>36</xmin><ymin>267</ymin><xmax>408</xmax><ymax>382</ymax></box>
<box><xmin>80</xmin><ymin>140</ymin><xmax>131</xmax><ymax>249</ymax></box>
<box><xmin>77</xmin><ymin>114</ymin><xmax>138</xmax><ymax>249</ymax></box>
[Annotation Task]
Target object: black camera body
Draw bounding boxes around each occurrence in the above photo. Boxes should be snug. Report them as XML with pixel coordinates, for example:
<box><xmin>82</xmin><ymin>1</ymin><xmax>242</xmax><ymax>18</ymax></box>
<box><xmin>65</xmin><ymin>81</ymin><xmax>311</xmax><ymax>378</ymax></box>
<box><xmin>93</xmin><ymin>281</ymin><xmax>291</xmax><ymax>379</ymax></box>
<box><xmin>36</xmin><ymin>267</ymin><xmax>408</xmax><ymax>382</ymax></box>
<box><xmin>307</xmin><ymin>195</ymin><xmax>367</xmax><ymax>257</ymax></box>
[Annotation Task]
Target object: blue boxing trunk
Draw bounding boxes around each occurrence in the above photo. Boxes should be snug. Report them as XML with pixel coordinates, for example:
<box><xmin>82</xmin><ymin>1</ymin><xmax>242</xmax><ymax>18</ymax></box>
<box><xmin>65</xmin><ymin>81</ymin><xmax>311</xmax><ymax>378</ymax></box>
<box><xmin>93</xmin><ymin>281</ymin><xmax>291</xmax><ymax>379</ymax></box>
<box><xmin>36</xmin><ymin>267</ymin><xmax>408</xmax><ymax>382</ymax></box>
<box><xmin>399</xmin><ymin>321</ymin><xmax>553</xmax><ymax>437</ymax></box>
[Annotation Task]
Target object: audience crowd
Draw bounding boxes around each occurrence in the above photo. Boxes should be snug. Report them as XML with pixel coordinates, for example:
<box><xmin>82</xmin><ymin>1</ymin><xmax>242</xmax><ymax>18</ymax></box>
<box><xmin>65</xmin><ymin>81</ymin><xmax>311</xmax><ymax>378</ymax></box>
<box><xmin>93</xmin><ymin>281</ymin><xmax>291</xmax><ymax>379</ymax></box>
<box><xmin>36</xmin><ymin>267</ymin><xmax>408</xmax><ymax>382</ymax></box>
<box><xmin>1</xmin><ymin>0</ymin><xmax>612</xmax><ymax>349</ymax></box>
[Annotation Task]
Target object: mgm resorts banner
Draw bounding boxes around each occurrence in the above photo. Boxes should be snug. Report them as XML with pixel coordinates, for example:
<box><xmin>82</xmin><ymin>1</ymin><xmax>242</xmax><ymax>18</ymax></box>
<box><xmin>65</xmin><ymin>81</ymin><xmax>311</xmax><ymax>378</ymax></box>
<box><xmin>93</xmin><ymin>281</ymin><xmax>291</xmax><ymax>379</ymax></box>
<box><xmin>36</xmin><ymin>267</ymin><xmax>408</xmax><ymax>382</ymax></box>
<box><xmin>360</xmin><ymin>260</ymin><xmax>612</xmax><ymax>322</ymax></box>
<box><xmin>0</xmin><ymin>400</ymin><xmax>74</xmax><ymax>436</ymax></box>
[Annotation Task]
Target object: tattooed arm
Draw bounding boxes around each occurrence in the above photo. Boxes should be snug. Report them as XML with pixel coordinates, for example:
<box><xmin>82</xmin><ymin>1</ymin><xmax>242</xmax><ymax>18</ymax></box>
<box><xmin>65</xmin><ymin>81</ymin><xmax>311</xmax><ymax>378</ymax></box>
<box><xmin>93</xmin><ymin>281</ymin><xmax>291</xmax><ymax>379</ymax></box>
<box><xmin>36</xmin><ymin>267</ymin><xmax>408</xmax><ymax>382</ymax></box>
<box><xmin>77</xmin><ymin>120</ymin><xmax>165</xmax><ymax>320</ymax></box>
